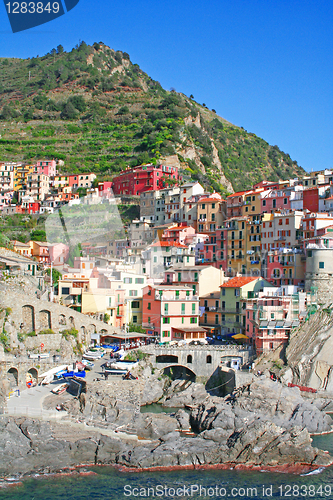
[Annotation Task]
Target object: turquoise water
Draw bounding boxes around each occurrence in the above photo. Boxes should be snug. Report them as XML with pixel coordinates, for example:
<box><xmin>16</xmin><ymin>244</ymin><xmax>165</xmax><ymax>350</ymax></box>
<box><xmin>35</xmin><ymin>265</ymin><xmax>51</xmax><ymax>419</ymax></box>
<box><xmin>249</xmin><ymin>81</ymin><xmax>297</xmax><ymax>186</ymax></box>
<box><xmin>1</xmin><ymin>435</ymin><xmax>333</xmax><ymax>500</ymax></box>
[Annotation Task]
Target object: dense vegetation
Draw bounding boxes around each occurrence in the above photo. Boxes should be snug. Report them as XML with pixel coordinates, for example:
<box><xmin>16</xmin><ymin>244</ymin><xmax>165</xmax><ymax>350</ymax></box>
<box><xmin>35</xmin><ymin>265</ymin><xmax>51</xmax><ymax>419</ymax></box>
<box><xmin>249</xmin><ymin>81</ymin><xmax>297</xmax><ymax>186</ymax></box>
<box><xmin>0</xmin><ymin>42</ymin><xmax>305</xmax><ymax>193</ymax></box>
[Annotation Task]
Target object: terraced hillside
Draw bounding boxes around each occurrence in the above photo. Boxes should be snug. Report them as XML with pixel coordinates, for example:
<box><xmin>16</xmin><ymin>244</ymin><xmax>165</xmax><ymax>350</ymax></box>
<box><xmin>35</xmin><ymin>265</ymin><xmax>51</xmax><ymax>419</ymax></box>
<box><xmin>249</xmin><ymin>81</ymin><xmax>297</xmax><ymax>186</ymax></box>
<box><xmin>0</xmin><ymin>42</ymin><xmax>305</xmax><ymax>193</ymax></box>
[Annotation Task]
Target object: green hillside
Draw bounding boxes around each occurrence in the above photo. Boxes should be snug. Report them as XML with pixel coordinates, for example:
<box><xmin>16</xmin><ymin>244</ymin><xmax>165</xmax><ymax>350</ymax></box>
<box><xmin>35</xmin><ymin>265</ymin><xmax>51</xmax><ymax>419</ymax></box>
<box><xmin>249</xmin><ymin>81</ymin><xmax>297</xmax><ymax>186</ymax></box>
<box><xmin>0</xmin><ymin>42</ymin><xmax>305</xmax><ymax>193</ymax></box>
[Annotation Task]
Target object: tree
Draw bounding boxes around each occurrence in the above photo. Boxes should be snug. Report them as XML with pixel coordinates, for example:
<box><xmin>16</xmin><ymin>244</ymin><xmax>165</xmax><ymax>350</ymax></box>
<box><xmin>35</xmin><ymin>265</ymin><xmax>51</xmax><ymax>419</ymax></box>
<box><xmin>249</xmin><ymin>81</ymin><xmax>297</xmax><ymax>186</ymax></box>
<box><xmin>56</xmin><ymin>44</ymin><xmax>64</xmax><ymax>54</ymax></box>
<box><xmin>189</xmin><ymin>94</ymin><xmax>194</xmax><ymax>99</ymax></box>
<box><xmin>46</xmin><ymin>267</ymin><xmax>62</xmax><ymax>284</ymax></box>
<box><xmin>69</xmin><ymin>95</ymin><xmax>86</xmax><ymax>112</ymax></box>
<box><xmin>60</xmin><ymin>101</ymin><xmax>77</xmax><ymax>120</ymax></box>
<box><xmin>30</xmin><ymin>229</ymin><xmax>46</xmax><ymax>241</ymax></box>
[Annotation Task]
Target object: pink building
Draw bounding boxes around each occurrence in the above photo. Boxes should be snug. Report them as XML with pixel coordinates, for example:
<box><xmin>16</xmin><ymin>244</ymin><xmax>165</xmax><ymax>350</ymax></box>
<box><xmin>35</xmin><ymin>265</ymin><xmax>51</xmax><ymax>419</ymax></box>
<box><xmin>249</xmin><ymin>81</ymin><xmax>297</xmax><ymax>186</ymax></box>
<box><xmin>261</xmin><ymin>189</ymin><xmax>291</xmax><ymax>213</ymax></box>
<box><xmin>245</xmin><ymin>289</ymin><xmax>306</xmax><ymax>354</ymax></box>
<box><xmin>34</xmin><ymin>160</ymin><xmax>57</xmax><ymax>177</ymax></box>
<box><xmin>142</xmin><ymin>284</ymin><xmax>202</xmax><ymax>342</ymax></box>
<box><xmin>49</xmin><ymin>243</ymin><xmax>69</xmax><ymax>266</ymax></box>
<box><xmin>161</xmin><ymin>224</ymin><xmax>195</xmax><ymax>245</ymax></box>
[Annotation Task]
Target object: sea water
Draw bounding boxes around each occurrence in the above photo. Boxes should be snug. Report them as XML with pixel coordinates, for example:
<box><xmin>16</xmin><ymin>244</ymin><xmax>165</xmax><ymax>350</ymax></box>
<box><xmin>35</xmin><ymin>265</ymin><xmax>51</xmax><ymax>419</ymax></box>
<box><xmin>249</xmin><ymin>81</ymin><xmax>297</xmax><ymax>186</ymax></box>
<box><xmin>1</xmin><ymin>434</ymin><xmax>333</xmax><ymax>500</ymax></box>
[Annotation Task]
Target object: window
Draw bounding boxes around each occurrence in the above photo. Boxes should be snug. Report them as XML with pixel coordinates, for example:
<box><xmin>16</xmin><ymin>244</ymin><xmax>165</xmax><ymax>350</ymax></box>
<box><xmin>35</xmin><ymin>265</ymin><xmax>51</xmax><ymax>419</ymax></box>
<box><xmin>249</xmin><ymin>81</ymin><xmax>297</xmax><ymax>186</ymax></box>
<box><xmin>135</xmin><ymin>278</ymin><xmax>144</xmax><ymax>284</ymax></box>
<box><xmin>129</xmin><ymin>290</ymin><xmax>138</xmax><ymax>296</ymax></box>
<box><xmin>192</xmin><ymin>303</ymin><xmax>195</xmax><ymax>313</ymax></box>
<box><xmin>190</xmin><ymin>317</ymin><xmax>197</xmax><ymax>323</ymax></box>
<box><xmin>263</xmin><ymin>200</ymin><xmax>266</xmax><ymax>206</ymax></box>
<box><xmin>62</xmin><ymin>287</ymin><xmax>70</xmax><ymax>295</ymax></box>
<box><xmin>147</xmin><ymin>303</ymin><xmax>151</xmax><ymax>310</ymax></box>
<box><xmin>204</xmin><ymin>313</ymin><xmax>207</xmax><ymax>323</ymax></box>
<box><xmin>271</xmin><ymin>313</ymin><xmax>274</xmax><ymax>319</ymax></box>
<box><xmin>148</xmin><ymin>289</ymin><xmax>152</xmax><ymax>296</ymax></box>
<box><xmin>234</xmin><ymin>289</ymin><xmax>240</xmax><ymax>296</ymax></box>
<box><xmin>178</xmin><ymin>272</ymin><xmax>182</xmax><ymax>282</ymax></box>
<box><xmin>319</xmin><ymin>262</ymin><xmax>325</xmax><ymax>269</ymax></box>
<box><xmin>215</xmin><ymin>314</ymin><xmax>219</xmax><ymax>325</ymax></box>
<box><xmin>206</xmin><ymin>355</ymin><xmax>212</xmax><ymax>364</ymax></box>
<box><xmin>124</xmin><ymin>277</ymin><xmax>132</xmax><ymax>284</ymax></box>
<box><xmin>175</xmin><ymin>290</ymin><xmax>180</xmax><ymax>298</ymax></box>
<box><xmin>148</xmin><ymin>317</ymin><xmax>151</xmax><ymax>324</ymax></box>
<box><xmin>236</xmin><ymin>315</ymin><xmax>239</xmax><ymax>323</ymax></box>
<box><xmin>164</xmin><ymin>303</ymin><xmax>168</xmax><ymax>314</ymax></box>
<box><xmin>284</xmin><ymin>198</ymin><xmax>288</xmax><ymax>205</ymax></box>
<box><xmin>221</xmin><ymin>288</ymin><xmax>225</xmax><ymax>296</ymax></box>
<box><xmin>222</xmin><ymin>314</ymin><xmax>225</xmax><ymax>322</ymax></box>
<box><xmin>187</xmin><ymin>355</ymin><xmax>192</xmax><ymax>363</ymax></box>
<box><xmin>162</xmin><ymin>331</ymin><xmax>170</xmax><ymax>337</ymax></box>
<box><xmin>194</xmin><ymin>272</ymin><xmax>198</xmax><ymax>281</ymax></box>
<box><xmin>133</xmin><ymin>316</ymin><xmax>137</xmax><ymax>323</ymax></box>
<box><xmin>186</xmin><ymin>290</ymin><xmax>190</xmax><ymax>297</ymax></box>
<box><xmin>163</xmin><ymin>317</ymin><xmax>170</xmax><ymax>324</ymax></box>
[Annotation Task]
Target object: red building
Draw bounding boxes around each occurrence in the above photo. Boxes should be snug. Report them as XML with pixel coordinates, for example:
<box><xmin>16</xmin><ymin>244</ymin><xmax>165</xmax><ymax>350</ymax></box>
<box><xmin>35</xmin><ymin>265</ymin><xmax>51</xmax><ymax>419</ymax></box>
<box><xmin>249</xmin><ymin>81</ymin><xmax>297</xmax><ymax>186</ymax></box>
<box><xmin>112</xmin><ymin>164</ymin><xmax>179</xmax><ymax>196</ymax></box>
<box><xmin>303</xmin><ymin>187</ymin><xmax>319</xmax><ymax>213</ymax></box>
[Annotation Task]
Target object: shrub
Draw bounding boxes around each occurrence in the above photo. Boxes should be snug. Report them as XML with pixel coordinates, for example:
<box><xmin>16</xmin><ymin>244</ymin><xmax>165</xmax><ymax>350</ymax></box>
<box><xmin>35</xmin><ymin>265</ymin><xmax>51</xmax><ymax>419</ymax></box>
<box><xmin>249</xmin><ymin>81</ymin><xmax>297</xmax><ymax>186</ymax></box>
<box><xmin>61</xmin><ymin>328</ymin><xmax>78</xmax><ymax>340</ymax></box>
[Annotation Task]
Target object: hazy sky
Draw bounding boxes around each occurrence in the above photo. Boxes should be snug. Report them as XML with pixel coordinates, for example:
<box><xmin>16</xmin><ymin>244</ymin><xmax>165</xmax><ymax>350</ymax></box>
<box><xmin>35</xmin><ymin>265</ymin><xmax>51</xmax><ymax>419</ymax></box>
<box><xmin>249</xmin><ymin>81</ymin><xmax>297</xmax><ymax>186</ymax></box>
<box><xmin>0</xmin><ymin>0</ymin><xmax>332</xmax><ymax>172</ymax></box>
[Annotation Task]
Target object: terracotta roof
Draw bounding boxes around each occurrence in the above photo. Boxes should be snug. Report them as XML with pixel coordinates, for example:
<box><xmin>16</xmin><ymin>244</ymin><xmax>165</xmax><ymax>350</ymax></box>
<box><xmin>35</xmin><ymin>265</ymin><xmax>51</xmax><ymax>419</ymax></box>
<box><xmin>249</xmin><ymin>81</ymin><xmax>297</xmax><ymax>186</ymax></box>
<box><xmin>220</xmin><ymin>276</ymin><xmax>258</xmax><ymax>288</ymax></box>
<box><xmin>198</xmin><ymin>197</ymin><xmax>225</xmax><ymax>203</ymax></box>
<box><xmin>150</xmin><ymin>241</ymin><xmax>188</xmax><ymax>248</ymax></box>
<box><xmin>227</xmin><ymin>191</ymin><xmax>248</xmax><ymax>198</ymax></box>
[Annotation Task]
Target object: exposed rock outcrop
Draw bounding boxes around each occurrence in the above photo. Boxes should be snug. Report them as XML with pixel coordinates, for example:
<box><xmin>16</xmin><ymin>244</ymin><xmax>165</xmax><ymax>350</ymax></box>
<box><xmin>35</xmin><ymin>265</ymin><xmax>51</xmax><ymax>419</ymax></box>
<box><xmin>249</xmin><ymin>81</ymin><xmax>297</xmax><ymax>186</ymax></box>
<box><xmin>283</xmin><ymin>308</ymin><xmax>333</xmax><ymax>390</ymax></box>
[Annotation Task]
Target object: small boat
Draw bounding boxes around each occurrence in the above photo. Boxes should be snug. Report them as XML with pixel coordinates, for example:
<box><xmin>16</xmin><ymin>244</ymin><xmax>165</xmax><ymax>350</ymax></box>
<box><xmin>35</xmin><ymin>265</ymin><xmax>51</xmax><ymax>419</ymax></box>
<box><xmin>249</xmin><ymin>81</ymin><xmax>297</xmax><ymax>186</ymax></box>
<box><xmin>41</xmin><ymin>374</ymin><xmax>54</xmax><ymax>385</ymax></box>
<box><xmin>81</xmin><ymin>360</ymin><xmax>94</xmax><ymax>368</ymax></box>
<box><xmin>62</xmin><ymin>371</ymin><xmax>86</xmax><ymax>379</ymax></box>
<box><xmin>51</xmin><ymin>383</ymin><xmax>69</xmax><ymax>395</ymax></box>
<box><xmin>104</xmin><ymin>368</ymin><xmax>128</xmax><ymax>376</ymax></box>
<box><xmin>40</xmin><ymin>365</ymin><xmax>68</xmax><ymax>379</ymax></box>
<box><xmin>75</xmin><ymin>361</ymin><xmax>86</xmax><ymax>371</ymax></box>
<box><xmin>83</xmin><ymin>354</ymin><xmax>101</xmax><ymax>361</ymax></box>
<box><xmin>83</xmin><ymin>350</ymin><xmax>104</xmax><ymax>359</ymax></box>
<box><xmin>28</xmin><ymin>353</ymin><xmax>50</xmax><ymax>359</ymax></box>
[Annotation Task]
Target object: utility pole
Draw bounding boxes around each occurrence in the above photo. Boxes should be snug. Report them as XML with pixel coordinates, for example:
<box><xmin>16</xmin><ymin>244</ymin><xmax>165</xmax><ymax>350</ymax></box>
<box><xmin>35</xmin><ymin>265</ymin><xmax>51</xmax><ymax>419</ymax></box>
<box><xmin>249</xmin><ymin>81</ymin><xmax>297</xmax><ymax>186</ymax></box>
<box><xmin>50</xmin><ymin>260</ymin><xmax>53</xmax><ymax>302</ymax></box>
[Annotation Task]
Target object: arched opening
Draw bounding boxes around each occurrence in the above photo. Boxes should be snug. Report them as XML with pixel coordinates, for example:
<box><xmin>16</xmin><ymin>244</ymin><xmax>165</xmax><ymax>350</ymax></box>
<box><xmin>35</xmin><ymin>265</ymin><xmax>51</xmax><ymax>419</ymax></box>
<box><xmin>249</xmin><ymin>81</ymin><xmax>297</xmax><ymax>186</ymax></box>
<box><xmin>156</xmin><ymin>355</ymin><xmax>178</xmax><ymax>364</ymax></box>
<box><xmin>27</xmin><ymin>368</ymin><xmax>38</xmax><ymax>386</ymax></box>
<box><xmin>88</xmin><ymin>324</ymin><xmax>96</xmax><ymax>334</ymax></box>
<box><xmin>163</xmin><ymin>365</ymin><xmax>196</xmax><ymax>382</ymax></box>
<box><xmin>59</xmin><ymin>314</ymin><xmax>67</xmax><ymax>326</ymax></box>
<box><xmin>80</xmin><ymin>326</ymin><xmax>86</xmax><ymax>343</ymax></box>
<box><xmin>206</xmin><ymin>355</ymin><xmax>212</xmax><ymax>364</ymax></box>
<box><xmin>7</xmin><ymin>367</ymin><xmax>18</xmax><ymax>387</ymax></box>
<box><xmin>39</xmin><ymin>310</ymin><xmax>51</xmax><ymax>330</ymax></box>
<box><xmin>69</xmin><ymin>316</ymin><xmax>75</xmax><ymax>328</ymax></box>
<box><xmin>22</xmin><ymin>305</ymin><xmax>35</xmax><ymax>332</ymax></box>
<box><xmin>187</xmin><ymin>354</ymin><xmax>192</xmax><ymax>364</ymax></box>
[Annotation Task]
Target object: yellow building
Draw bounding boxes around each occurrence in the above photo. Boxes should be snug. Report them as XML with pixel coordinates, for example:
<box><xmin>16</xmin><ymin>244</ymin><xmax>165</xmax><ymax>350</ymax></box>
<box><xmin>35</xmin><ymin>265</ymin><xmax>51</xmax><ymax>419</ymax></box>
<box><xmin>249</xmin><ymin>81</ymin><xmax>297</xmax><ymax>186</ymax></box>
<box><xmin>13</xmin><ymin>164</ymin><xmax>34</xmax><ymax>192</ymax></box>
<box><xmin>224</xmin><ymin>215</ymin><xmax>261</xmax><ymax>276</ymax></box>
<box><xmin>242</xmin><ymin>188</ymin><xmax>264</xmax><ymax>218</ymax></box>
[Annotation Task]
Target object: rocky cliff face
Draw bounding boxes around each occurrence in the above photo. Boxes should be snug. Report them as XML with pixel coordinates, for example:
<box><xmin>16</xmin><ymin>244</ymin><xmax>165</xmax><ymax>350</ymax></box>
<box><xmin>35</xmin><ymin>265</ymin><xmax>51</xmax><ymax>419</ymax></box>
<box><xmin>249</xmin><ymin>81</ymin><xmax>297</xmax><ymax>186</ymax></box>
<box><xmin>282</xmin><ymin>308</ymin><xmax>333</xmax><ymax>391</ymax></box>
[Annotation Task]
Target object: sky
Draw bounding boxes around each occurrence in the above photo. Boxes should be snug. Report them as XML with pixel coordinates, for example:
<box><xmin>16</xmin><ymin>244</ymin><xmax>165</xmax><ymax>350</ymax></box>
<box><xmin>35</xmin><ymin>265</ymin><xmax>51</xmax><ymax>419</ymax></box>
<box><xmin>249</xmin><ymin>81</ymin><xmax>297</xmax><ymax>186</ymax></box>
<box><xmin>0</xmin><ymin>0</ymin><xmax>332</xmax><ymax>173</ymax></box>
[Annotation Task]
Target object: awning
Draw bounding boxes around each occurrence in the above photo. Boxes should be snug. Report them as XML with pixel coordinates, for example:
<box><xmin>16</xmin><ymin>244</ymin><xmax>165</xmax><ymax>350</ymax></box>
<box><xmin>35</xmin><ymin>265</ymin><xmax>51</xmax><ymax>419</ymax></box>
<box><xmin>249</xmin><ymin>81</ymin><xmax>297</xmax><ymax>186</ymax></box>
<box><xmin>232</xmin><ymin>333</ymin><xmax>249</xmax><ymax>340</ymax></box>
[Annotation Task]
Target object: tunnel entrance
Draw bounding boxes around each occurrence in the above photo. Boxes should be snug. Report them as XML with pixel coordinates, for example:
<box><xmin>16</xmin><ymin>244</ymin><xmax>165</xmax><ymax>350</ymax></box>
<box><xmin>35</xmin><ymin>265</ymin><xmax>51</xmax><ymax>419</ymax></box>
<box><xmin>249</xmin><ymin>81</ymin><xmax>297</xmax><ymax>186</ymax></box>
<box><xmin>163</xmin><ymin>364</ymin><xmax>196</xmax><ymax>382</ymax></box>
